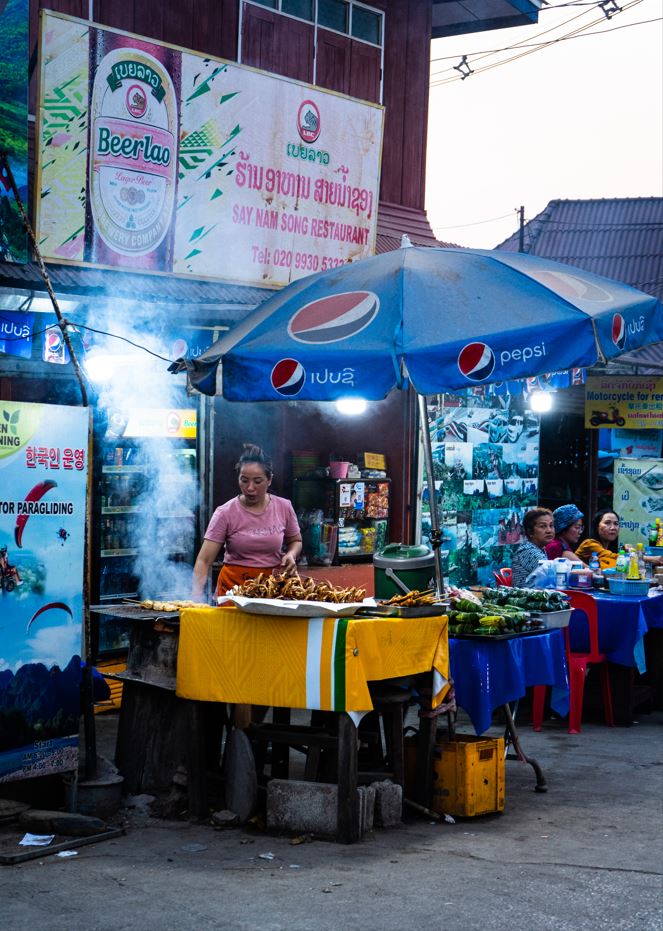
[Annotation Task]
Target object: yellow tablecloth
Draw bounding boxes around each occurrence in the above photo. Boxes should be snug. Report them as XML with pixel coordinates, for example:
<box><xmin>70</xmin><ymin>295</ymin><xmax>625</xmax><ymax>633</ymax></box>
<box><xmin>176</xmin><ymin>607</ymin><xmax>449</xmax><ymax>714</ymax></box>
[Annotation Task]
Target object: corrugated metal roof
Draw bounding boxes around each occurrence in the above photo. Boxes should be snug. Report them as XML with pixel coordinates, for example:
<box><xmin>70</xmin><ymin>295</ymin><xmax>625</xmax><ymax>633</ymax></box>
<box><xmin>495</xmin><ymin>197</ymin><xmax>663</xmax><ymax>373</ymax></box>
<box><xmin>496</xmin><ymin>197</ymin><xmax>663</xmax><ymax>300</ymax></box>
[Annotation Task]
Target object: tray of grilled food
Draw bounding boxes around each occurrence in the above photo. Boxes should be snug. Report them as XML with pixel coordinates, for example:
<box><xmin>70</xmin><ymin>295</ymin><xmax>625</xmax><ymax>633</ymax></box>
<box><xmin>221</xmin><ymin>572</ymin><xmax>368</xmax><ymax>617</ymax></box>
<box><xmin>355</xmin><ymin>589</ymin><xmax>450</xmax><ymax>618</ymax></box>
<box><xmin>89</xmin><ymin>599</ymin><xmax>207</xmax><ymax>622</ymax></box>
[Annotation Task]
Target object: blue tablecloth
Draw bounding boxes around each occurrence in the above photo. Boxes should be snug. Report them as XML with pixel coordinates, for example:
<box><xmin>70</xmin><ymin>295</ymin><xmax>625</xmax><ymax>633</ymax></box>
<box><xmin>449</xmin><ymin>630</ymin><xmax>569</xmax><ymax>736</ymax></box>
<box><xmin>568</xmin><ymin>589</ymin><xmax>663</xmax><ymax>673</ymax></box>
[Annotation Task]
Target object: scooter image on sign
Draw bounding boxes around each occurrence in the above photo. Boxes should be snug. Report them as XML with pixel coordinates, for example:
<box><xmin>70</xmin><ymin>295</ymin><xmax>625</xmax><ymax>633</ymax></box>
<box><xmin>590</xmin><ymin>405</ymin><xmax>626</xmax><ymax>427</ymax></box>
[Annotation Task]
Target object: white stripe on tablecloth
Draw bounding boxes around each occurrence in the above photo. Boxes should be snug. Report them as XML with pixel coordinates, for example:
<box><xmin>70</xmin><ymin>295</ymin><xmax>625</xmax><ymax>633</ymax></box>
<box><xmin>306</xmin><ymin>618</ymin><xmax>324</xmax><ymax>709</ymax></box>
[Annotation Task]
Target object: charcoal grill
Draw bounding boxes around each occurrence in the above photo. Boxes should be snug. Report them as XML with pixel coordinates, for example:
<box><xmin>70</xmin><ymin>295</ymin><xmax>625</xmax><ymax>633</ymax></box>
<box><xmin>90</xmin><ymin>603</ymin><xmax>182</xmax><ymax>689</ymax></box>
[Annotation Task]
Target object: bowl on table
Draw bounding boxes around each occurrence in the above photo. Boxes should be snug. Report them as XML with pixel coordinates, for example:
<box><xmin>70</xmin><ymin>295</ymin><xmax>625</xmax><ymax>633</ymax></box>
<box><xmin>607</xmin><ymin>576</ymin><xmax>650</xmax><ymax>596</ymax></box>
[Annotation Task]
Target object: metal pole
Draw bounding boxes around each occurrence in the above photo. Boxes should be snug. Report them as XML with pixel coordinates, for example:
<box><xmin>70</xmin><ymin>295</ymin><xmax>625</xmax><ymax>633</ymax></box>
<box><xmin>417</xmin><ymin>394</ymin><xmax>444</xmax><ymax>597</ymax></box>
<box><xmin>518</xmin><ymin>205</ymin><xmax>525</xmax><ymax>253</ymax></box>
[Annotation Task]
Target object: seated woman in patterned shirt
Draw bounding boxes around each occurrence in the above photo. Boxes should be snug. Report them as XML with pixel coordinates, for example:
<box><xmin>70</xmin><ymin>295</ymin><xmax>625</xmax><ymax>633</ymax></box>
<box><xmin>511</xmin><ymin>508</ymin><xmax>555</xmax><ymax>588</ymax></box>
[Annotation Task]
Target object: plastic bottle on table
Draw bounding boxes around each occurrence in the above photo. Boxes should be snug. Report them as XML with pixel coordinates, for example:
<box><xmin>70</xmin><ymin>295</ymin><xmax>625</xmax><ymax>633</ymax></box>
<box><xmin>636</xmin><ymin>542</ymin><xmax>647</xmax><ymax>580</ymax></box>
<box><xmin>588</xmin><ymin>551</ymin><xmax>602</xmax><ymax>586</ymax></box>
<box><xmin>615</xmin><ymin>548</ymin><xmax>627</xmax><ymax>575</ymax></box>
<box><xmin>626</xmin><ymin>548</ymin><xmax>640</xmax><ymax>580</ymax></box>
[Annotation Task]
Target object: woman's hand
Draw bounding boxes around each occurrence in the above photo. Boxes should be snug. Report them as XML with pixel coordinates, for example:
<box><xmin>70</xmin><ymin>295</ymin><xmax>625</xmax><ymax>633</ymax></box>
<box><xmin>280</xmin><ymin>550</ymin><xmax>299</xmax><ymax>576</ymax></box>
<box><xmin>280</xmin><ymin>535</ymin><xmax>303</xmax><ymax>576</ymax></box>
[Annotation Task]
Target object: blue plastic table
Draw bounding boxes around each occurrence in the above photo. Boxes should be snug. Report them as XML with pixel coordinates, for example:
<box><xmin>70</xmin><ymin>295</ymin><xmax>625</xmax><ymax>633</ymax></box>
<box><xmin>449</xmin><ymin>629</ymin><xmax>569</xmax><ymax>736</ymax></box>
<box><xmin>568</xmin><ymin>589</ymin><xmax>663</xmax><ymax>673</ymax></box>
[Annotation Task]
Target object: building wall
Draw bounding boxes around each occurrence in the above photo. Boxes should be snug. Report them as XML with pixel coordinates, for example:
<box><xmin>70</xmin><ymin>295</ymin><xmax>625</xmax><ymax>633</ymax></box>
<box><xmin>29</xmin><ymin>0</ymin><xmax>433</xmax><ymax>212</ymax></box>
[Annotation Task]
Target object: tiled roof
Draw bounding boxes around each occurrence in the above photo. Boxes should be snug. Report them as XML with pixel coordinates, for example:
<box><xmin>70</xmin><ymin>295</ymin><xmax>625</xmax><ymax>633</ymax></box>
<box><xmin>496</xmin><ymin>197</ymin><xmax>663</xmax><ymax>373</ymax></box>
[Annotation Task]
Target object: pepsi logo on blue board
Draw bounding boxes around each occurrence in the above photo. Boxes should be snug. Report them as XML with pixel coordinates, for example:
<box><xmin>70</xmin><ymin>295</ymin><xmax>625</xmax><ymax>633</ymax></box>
<box><xmin>458</xmin><ymin>342</ymin><xmax>495</xmax><ymax>381</ymax></box>
<box><xmin>271</xmin><ymin>359</ymin><xmax>306</xmax><ymax>396</ymax></box>
<box><xmin>288</xmin><ymin>291</ymin><xmax>379</xmax><ymax>344</ymax></box>
<box><xmin>612</xmin><ymin>313</ymin><xmax>626</xmax><ymax>350</ymax></box>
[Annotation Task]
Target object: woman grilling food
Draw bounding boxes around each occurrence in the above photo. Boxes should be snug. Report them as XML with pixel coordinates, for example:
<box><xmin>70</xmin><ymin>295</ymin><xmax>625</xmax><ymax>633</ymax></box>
<box><xmin>192</xmin><ymin>444</ymin><xmax>302</xmax><ymax>601</ymax></box>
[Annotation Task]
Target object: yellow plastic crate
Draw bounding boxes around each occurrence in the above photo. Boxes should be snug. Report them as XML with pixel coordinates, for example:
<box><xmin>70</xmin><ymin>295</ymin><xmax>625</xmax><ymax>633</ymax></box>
<box><xmin>431</xmin><ymin>735</ymin><xmax>505</xmax><ymax>817</ymax></box>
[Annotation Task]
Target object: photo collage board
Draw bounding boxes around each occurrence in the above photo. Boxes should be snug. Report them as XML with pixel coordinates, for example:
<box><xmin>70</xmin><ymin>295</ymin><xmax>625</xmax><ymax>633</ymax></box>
<box><xmin>419</xmin><ymin>394</ymin><xmax>541</xmax><ymax>587</ymax></box>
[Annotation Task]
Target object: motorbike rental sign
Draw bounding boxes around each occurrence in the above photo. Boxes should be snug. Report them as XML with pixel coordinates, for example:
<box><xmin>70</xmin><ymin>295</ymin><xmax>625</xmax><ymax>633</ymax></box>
<box><xmin>584</xmin><ymin>376</ymin><xmax>663</xmax><ymax>430</ymax></box>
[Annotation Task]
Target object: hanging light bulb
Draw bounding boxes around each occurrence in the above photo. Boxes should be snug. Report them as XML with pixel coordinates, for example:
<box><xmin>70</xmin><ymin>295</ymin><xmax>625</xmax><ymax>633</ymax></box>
<box><xmin>529</xmin><ymin>390</ymin><xmax>553</xmax><ymax>413</ymax></box>
<box><xmin>335</xmin><ymin>398</ymin><xmax>368</xmax><ymax>416</ymax></box>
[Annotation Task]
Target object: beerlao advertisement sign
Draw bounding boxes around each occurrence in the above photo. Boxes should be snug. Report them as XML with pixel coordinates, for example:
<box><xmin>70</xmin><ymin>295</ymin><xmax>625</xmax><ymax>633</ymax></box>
<box><xmin>584</xmin><ymin>376</ymin><xmax>663</xmax><ymax>430</ymax></box>
<box><xmin>35</xmin><ymin>11</ymin><xmax>384</xmax><ymax>288</ymax></box>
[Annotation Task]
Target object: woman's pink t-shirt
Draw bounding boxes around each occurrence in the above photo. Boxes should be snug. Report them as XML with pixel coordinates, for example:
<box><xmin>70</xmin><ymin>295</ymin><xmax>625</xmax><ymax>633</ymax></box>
<box><xmin>204</xmin><ymin>495</ymin><xmax>300</xmax><ymax>568</ymax></box>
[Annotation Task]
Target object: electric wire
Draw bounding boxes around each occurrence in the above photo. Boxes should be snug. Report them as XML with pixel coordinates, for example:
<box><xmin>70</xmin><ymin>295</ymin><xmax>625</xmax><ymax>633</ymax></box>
<box><xmin>0</xmin><ymin>320</ymin><xmax>175</xmax><ymax>362</ymax></box>
<box><xmin>430</xmin><ymin>0</ymin><xmax>650</xmax><ymax>86</ymax></box>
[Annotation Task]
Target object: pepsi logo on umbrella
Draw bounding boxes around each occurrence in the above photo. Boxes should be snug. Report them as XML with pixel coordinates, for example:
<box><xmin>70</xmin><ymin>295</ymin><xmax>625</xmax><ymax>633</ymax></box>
<box><xmin>529</xmin><ymin>269</ymin><xmax>613</xmax><ymax>303</ymax></box>
<box><xmin>612</xmin><ymin>313</ymin><xmax>626</xmax><ymax>351</ymax></box>
<box><xmin>271</xmin><ymin>359</ymin><xmax>306</xmax><ymax>397</ymax></box>
<box><xmin>457</xmin><ymin>342</ymin><xmax>495</xmax><ymax>382</ymax></box>
<box><xmin>288</xmin><ymin>291</ymin><xmax>379</xmax><ymax>344</ymax></box>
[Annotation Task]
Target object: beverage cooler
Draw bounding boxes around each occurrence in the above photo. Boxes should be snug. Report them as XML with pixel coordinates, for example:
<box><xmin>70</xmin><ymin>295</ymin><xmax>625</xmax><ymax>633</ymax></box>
<box><xmin>91</xmin><ymin>406</ymin><xmax>198</xmax><ymax>659</ymax></box>
<box><xmin>294</xmin><ymin>477</ymin><xmax>390</xmax><ymax>563</ymax></box>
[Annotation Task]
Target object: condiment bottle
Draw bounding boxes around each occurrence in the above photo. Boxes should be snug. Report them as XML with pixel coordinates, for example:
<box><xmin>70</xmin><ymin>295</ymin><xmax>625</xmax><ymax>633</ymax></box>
<box><xmin>626</xmin><ymin>548</ymin><xmax>640</xmax><ymax>580</ymax></box>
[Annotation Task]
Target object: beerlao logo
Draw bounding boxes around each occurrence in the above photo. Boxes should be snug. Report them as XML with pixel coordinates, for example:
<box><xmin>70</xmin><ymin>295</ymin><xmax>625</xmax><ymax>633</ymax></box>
<box><xmin>612</xmin><ymin>313</ymin><xmax>626</xmax><ymax>351</ymax></box>
<box><xmin>271</xmin><ymin>359</ymin><xmax>306</xmax><ymax>397</ymax></box>
<box><xmin>126</xmin><ymin>83</ymin><xmax>147</xmax><ymax>119</ymax></box>
<box><xmin>297</xmin><ymin>100</ymin><xmax>321</xmax><ymax>144</ymax></box>
<box><xmin>89</xmin><ymin>47</ymin><xmax>177</xmax><ymax>257</ymax></box>
<box><xmin>287</xmin><ymin>292</ymin><xmax>379</xmax><ymax>344</ymax></box>
<box><xmin>457</xmin><ymin>342</ymin><xmax>495</xmax><ymax>382</ymax></box>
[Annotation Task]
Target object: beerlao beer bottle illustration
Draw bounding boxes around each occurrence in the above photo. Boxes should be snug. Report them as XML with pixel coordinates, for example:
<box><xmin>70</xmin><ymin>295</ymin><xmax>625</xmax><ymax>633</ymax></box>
<box><xmin>85</xmin><ymin>30</ymin><xmax>180</xmax><ymax>270</ymax></box>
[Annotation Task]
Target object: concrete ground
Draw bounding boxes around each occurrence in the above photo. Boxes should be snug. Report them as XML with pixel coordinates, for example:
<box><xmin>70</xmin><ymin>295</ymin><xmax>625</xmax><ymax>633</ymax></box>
<box><xmin>2</xmin><ymin>708</ymin><xmax>662</xmax><ymax>931</ymax></box>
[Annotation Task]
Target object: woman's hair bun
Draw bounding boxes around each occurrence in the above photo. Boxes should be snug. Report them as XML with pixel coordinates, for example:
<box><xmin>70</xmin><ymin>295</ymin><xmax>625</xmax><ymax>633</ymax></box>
<box><xmin>236</xmin><ymin>443</ymin><xmax>273</xmax><ymax>478</ymax></box>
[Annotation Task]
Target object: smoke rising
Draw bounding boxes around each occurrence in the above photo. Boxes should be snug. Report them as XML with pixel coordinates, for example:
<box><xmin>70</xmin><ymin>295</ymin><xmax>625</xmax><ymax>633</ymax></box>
<box><xmin>82</xmin><ymin>301</ymin><xmax>198</xmax><ymax>599</ymax></box>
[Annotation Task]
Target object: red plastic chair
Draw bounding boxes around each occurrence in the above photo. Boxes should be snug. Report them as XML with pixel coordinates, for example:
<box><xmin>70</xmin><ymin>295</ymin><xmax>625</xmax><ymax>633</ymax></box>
<box><xmin>493</xmin><ymin>567</ymin><xmax>513</xmax><ymax>587</ymax></box>
<box><xmin>532</xmin><ymin>590</ymin><xmax>614</xmax><ymax>734</ymax></box>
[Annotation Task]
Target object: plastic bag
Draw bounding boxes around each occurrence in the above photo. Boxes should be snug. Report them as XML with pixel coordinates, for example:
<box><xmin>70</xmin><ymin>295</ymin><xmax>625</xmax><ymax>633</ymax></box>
<box><xmin>524</xmin><ymin>559</ymin><xmax>557</xmax><ymax>589</ymax></box>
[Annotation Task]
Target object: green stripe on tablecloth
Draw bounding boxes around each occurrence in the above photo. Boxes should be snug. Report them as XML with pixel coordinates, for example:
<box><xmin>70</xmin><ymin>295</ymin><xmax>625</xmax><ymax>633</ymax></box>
<box><xmin>332</xmin><ymin>617</ymin><xmax>348</xmax><ymax>711</ymax></box>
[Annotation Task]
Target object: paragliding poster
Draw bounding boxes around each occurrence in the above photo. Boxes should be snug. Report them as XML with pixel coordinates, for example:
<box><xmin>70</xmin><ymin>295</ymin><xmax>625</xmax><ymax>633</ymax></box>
<box><xmin>0</xmin><ymin>401</ymin><xmax>88</xmax><ymax>783</ymax></box>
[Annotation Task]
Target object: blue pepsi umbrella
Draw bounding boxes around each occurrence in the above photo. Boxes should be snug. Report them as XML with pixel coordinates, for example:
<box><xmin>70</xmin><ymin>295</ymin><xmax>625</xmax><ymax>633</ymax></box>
<box><xmin>175</xmin><ymin>246</ymin><xmax>662</xmax><ymax>400</ymax></box>
<box><xmin>171</xmin><ymin>245</ymin><xmax>662</xmax><ymax>593</ymax></box>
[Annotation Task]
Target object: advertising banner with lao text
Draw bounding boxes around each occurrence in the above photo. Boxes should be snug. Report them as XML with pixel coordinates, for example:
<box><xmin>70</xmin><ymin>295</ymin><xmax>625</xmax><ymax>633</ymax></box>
<box><xmin>613</xmin><ymin>457</ymin><xmax>663</xmax><ymax>547</ymax></box>
<box><xmin>36</xmin><ymin>11</ymin><xmax>383</xmax><ymax>288</ymax></box>
<box><xmin>0</xmin><ymin>402</ymin><xmax>88</xmax><ymax>783</ymax></box>
<box><xmin>585</xmin><ymin>376</ymin><xmax>663</xmax><ymax>429</ymax></box>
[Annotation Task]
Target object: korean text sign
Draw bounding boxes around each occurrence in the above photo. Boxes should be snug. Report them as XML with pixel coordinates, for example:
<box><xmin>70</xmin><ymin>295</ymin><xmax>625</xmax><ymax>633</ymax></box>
<box><xmin>0</xmin><ymin>402</ymin><xmax>88</xmax><ymax>783</ymax></box>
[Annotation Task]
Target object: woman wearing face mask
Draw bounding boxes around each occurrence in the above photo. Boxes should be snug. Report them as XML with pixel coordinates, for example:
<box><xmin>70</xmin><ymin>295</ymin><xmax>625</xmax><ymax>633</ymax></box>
<box><xmin>511</xmin><ymin>508</ymin><xmax>555</xmax><ymax>587</ymax></box>
<box><xmin>545</xmin><ymin>504</ymin><xmax>586</xmax><ymax>563</ymax></box>
<box><xmin>192</xmin><ymin>443</ymin><xmax>302</xmax><ymax>601</ymax></box>
<box><xmin>575</xmin><ymin>509</ymin><xmax>663</xmax><ymax>570</ymax></box>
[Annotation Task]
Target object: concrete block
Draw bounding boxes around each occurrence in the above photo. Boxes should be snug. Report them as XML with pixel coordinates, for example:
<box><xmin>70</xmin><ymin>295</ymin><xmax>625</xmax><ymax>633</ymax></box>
<box><xmin>372</xmin><ymin>780</ymin><xmax>402</xmax><ymax>828</ymax></box>
<box><xmin>267</xmin><ymin>780</ymin><xmax>338</xmax><ymax>835</ymax></box>
<box><xmin>19</xmin><ymin>810</ymin><xmax>108</xmax><ymax>836</ymax></box>
<box><xmin>358</xmin><ymin>784</ymin><xmax>376</xmax><ymax>835</ymax></box>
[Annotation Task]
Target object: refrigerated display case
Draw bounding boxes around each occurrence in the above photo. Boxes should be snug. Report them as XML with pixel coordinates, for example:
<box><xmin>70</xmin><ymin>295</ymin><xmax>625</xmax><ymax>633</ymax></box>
<box><xmin>294</xmin><ymin>477</ymin><xmax>390</xmax><ymax>562</ymax></box>
<box><xmin>91</xmin><ymin>406</ymin><xmax>198</xmax><ymax>659</ymax></box>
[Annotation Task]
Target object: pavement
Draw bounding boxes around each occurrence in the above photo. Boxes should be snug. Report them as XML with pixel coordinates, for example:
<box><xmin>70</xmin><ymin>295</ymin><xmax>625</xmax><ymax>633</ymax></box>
<box><xmin>2</xmin><ymin>709</ymin><xmax>662</xmax><ymax>931</ymax></box>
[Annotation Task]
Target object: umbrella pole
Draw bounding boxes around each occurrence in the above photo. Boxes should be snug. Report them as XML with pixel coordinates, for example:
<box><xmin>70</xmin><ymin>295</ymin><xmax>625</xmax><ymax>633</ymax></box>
<box><xmin>417</xmin><ymin>394</ymin><xmax>444</xmax><ymax>597</ymax></box>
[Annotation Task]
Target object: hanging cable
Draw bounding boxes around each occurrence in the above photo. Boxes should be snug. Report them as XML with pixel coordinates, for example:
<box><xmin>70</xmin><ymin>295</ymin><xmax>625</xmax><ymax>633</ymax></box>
<box><xmin>0</xmin><ymin>152</ymin><xmax>88</xmax><ymax>406</ymax></box>
<box><xmin>430</xmin><ymin>0</ymin><xmax>649</xmax><ymax>85</ymax></box>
